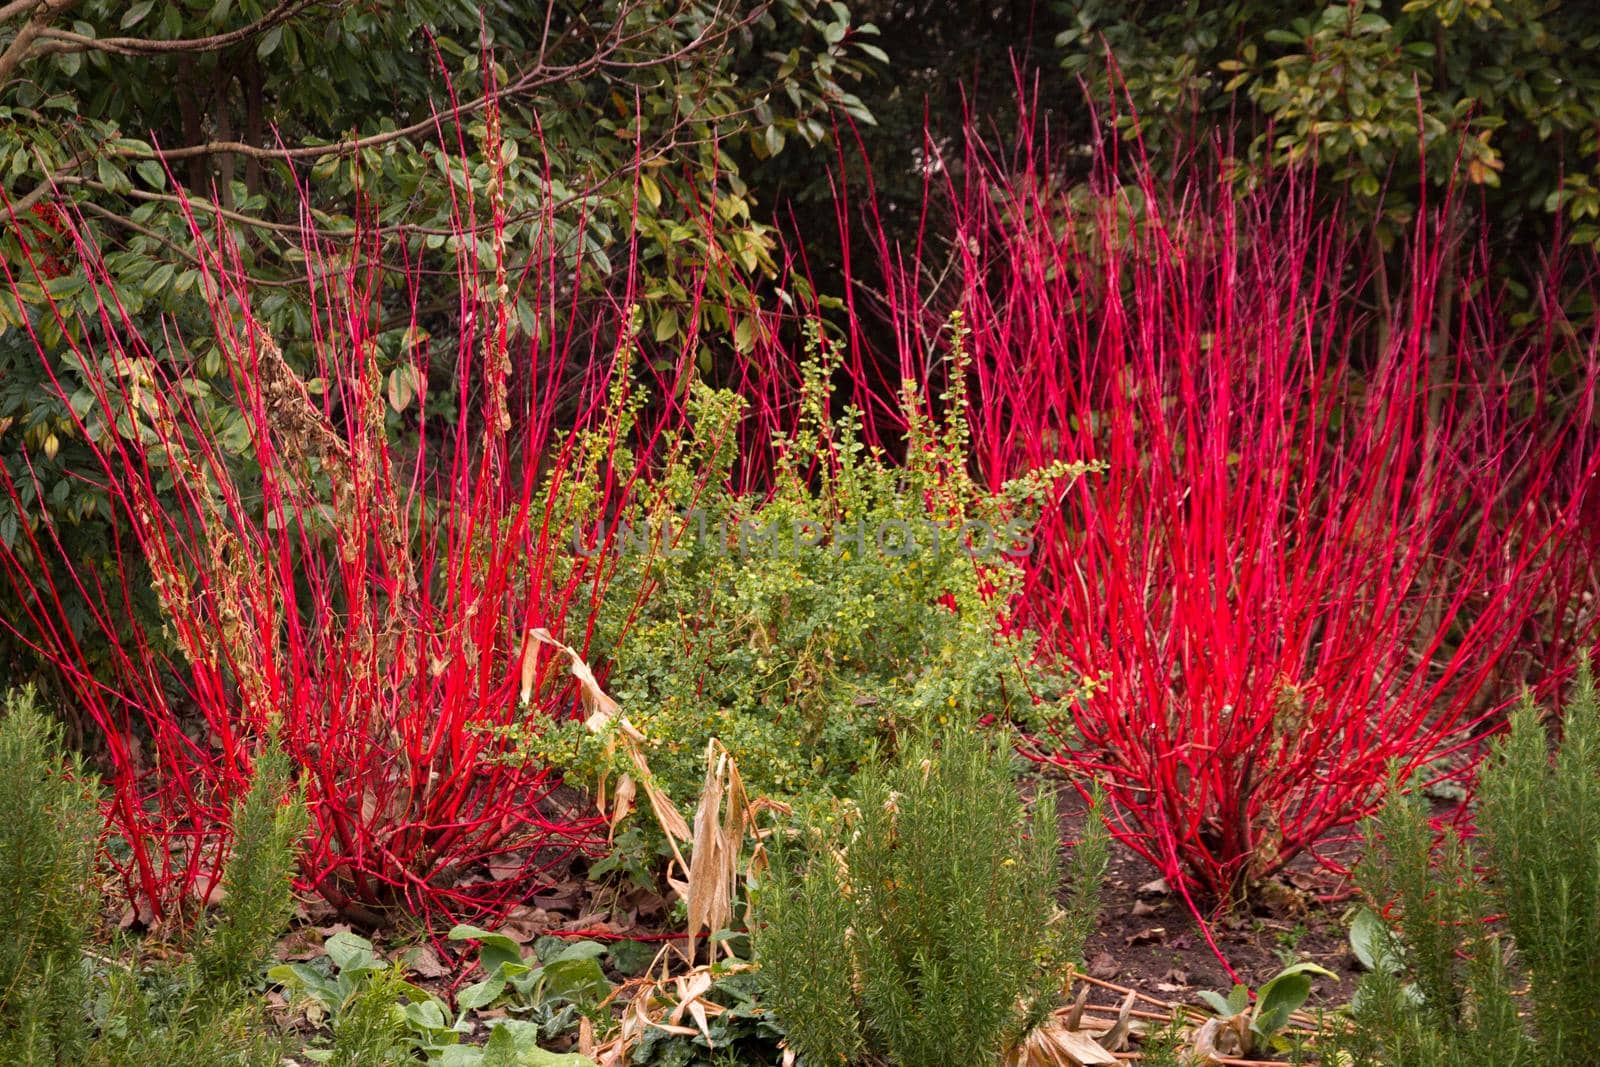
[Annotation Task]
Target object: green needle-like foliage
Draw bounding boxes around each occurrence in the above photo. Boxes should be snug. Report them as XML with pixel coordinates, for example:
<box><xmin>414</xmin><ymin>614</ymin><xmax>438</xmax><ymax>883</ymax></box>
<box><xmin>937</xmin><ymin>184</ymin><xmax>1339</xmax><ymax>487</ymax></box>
<box><xmin>755</xmin><ymin>719</ymin><xmax>1108</xmax><ymax>1067</ymax></box>
<box><xmin>187</xmin><ymin>743</ymin><xmax>309</xmax><ymax>1000</ymax></box>
<box><xmin>0</xmin><ymin>688</ymin><xmax>101</xmax><ymax>1063</ymax></box>
<box><xmin>1345</xmin><ymin>661</ymin><xmax>1600</xmax><ymax>1066</ymax></box>
<box><xmin>1476</xmin><ymin>662</ymin><xmax>1600</xmax><ymax>1062</ymax></box>
<box><xmin>0</xmin><ymin>687</ymin><xmax>308</xmax><ymax>1065</ymax></box>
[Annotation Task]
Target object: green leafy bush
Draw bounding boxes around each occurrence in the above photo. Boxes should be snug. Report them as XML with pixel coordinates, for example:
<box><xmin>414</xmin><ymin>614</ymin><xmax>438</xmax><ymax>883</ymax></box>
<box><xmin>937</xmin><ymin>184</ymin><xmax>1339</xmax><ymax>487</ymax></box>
<box><xmin>753</xmin><ymin>718</ymin><xmax>1108</xmax><ymax>1067</ymax></box>
<box><xmin>0</xmin><ymin>687</ymin><xmax>308</xmax><ymax>1065</ymax></box>
<box><xmin>530</xmin><ymin>322</ymin><xmax>1093</xmax><ymax>818</ymax></box>
<box><xmin>1343</xmin><ymin>662</ymin><xmax>1600</xmax><ymax>1066</ymax></box>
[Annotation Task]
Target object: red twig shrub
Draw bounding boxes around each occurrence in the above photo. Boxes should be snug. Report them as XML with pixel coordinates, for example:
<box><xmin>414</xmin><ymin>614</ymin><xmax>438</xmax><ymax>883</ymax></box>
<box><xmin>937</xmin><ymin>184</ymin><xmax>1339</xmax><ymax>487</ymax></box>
<box><xmin>857</xmin><ymin>144</ymin><xmax>1600</xmax><ymax>905</ymax></box>
<box><xmin>0</xmin><ymin>170</ymin><xmax>700</xmax><ymax>925</ymax></box>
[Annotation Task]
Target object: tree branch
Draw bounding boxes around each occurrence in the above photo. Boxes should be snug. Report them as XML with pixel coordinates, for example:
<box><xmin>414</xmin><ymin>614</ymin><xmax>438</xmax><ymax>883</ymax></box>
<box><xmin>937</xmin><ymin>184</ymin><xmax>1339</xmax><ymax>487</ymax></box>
<box><xmin>0</xmin><ymin>0</ymin><xmax>77</xmax><ymax>86</ymax></box>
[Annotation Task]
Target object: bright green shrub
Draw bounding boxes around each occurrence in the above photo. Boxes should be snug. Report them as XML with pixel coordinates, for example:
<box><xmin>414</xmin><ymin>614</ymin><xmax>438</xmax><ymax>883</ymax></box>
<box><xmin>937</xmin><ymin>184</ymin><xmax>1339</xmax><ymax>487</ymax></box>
<box><xmin>1344</xmin><ymin>662</ymin><xmax>1600</xmax><ymax>1066</ymax></box>
<box><xmin>531</xmin><ymin>320</ymin><xmax>1094</xmax><ymax>816</ymax></box>
<box><xmin>753</xmin><ymin>719</ymin><xmax>1109</xmax><ymax>1067</ymax></box>
<box><xmin>325</xmin><ymin>967</ymin><xmax>415</xmax><ymax>1067</ymax></box>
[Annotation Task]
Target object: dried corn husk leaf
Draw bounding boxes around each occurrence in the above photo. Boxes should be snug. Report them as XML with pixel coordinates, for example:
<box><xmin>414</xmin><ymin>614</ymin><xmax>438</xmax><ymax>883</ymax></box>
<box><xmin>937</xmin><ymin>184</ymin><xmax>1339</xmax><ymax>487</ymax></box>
<box><xmin>1100</xmin><ymin>990</ymin><xmax>1136</xmax><ymax>1051</ymax></box>
<box><xmin>1189</xmin><ymin>1012</ymin><xmax>1251</xmax><ymax>1064</ymax></box>
<box><xmin>1005</xmin><ymin>1022</ymin><xmax>1119</xmax><ymax>1066</ymax></box>
<box><xmin>526</xmin><ymin>627</ymin><xmax>621</xmax><ymax>727</ymax></box>
<box><xmin>590</xmin><ymin>962</ymin><xmax>754</xmax><ymax>1064</ymax></box>
<box><xmin>667</xmin><ymin>968</ymin><xmax>719</xmax><ymax>1044</ymax></box>
<box><xmin>524</xmin><ymin>627</ymin><xmax>690</xmax><ymax>845</ymax></box>
<box><xmin>518</xmin><ymin>629</ymin><xmax>539</xmax><ymax>707</ymax></box>
<box><xmin>667</xmin><ymin>741</ymin><xmax>751</xmax><ymax>961</ymax></box>
<box><xmin>608</xmin><ymin>773</ymin><xmax>637</xmax><ymax>838</ymax></box>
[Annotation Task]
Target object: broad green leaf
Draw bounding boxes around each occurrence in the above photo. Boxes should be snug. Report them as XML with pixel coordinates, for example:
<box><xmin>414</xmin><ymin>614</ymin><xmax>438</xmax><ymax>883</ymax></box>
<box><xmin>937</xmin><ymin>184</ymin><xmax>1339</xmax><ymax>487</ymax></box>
<box><xmin>1251</xmin><ymin>963</ymin><xmax>1333</xmax><ymax>1037</ymax></box>
<box><xmin>639</xmin><ymin>173</ymin><xmax>662</xmax><ymax>210</ymax></box>
<box><xmin>480</xmin><ymin>1022</ymin><xmax>597</xmax><ymax>1066</ymax></box>
<box><xmin>538</xmin><ymin>955</ymin><xmax>610</xmax><ymax>1004</ymax></box>
<box><xmin>654</xmin><ymin>308</ymin><xmax>679</xmax><ymax>342</ymax></box>
<box><xmin>257</xmin><ymin>24</ymin><xmax>283</xmax><ymax>58</ymax></box>
<box><xmin>456</xmin><ymin>972</ymin><xmax>507</xmax><ymax>1011</ymax></box>
<box><xmin>1349</xmin><ymin>906</ymin><xmax>1391</xmax><ymax>971</ymax></box>
<box><xmin>1250</xmin><ymin>973</ymin><xmax>1311</xmax><ymax>1037</ymax></box>
<box><xmin>96</xmin><ymin>156</ymin><xmax>130</xmax><ymax>194</ymax></box>
<box><xmin>325</xmin><ymin>930</ymin><xmax>383</xmax><ymax>976</ymax></box>
<box><xmin>448</xmin><ymin>923</ymin><xmax>527</xmax><ymax>976</ymax></box>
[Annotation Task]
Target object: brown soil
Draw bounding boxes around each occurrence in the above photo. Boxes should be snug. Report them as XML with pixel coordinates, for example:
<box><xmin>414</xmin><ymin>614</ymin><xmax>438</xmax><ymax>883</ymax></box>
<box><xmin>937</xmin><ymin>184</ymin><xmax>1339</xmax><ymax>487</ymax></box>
<box><xmin>1057</xmin><ymin>791</ymin><xmax>1365</xmax><ymax>1011</ymax></box>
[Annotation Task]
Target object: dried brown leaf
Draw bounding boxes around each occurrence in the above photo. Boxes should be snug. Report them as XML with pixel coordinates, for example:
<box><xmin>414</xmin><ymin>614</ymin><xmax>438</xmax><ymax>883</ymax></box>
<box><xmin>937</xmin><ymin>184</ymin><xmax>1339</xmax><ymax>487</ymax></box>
<box><xmin>1100</xmin><ymin>991</ymin><xmax>1136</xmax><ymax>1051</ymax></box>
<box><xmin>1007</xmin><ymin>1022</ymin><xmax>1118</xmax><ymax>1066</ymax></box>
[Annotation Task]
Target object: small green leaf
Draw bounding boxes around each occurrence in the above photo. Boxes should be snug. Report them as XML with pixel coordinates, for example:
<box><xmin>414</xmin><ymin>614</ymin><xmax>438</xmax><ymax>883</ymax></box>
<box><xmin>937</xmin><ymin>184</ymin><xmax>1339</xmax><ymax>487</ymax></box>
<box><xmin>1196</xmin><ymin>989</ymin><xmax>1238</xmax><ymax>1017</ymax></box>
<box><xmin>539</xmin><ymin>956</ymin><xmax>610</xmax><ymax>1004</ymax></box>
<box><xmin>456</xmin><ymin>972</ymin><xmax>507</xmax><ymax>1011</ymax></box>
<box><xmin>325</xmin><ymin>930</ymin><xmax>383</xmax><ymax>976</ymax></box>
<box><xmin>96</xmin><ymin>156</ymin><xmax>130</xmax><ymax>194</ymax></box>
<box><xmin>403</xmin><ymin>998</ymin><xmax>449</xmax><ymax>1031</ymax></box>
<box><xmin>141</xmin><ymin>261</ymin><xmax>176</xmax><ymax>297</ymax></box>
<box><xmin>639</xmin><ymin>173</ymin><xmax>662</xmax><ymax>210</ymax></box>
<box><xmin>120</xmin><ymin>1</ymin><xmax>155</xmax><ymax>28</ymax></box>
<box><xmin>449</xmin><ymin>923</ymin><xmax>526</xmax><ymax>977</ymax></box>
<box><xmin>654</xmin><ymin>308</ymin><xmax>679</xmax><ymax>342</ymax></box>
<box><xmin>547</xmin><ymin>940</ymin><xmax>606</xmax><ymax>964</ymax></box>
<box><xmin>257</xmin><ymin>25</ymin><xmax>284</xmax><ymax>59</ymax></box>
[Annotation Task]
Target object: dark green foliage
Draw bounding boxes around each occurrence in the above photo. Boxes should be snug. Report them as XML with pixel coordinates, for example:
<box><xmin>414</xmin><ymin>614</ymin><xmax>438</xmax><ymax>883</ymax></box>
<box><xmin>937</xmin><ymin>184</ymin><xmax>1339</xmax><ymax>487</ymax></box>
<box><xmin>0</xmin><ymin>687</ymin><xmax>307</xmax><ymax>1065</ymax></box>
<box><xmin>0</xmin><ymin>0</ymin><xmax>885</xmax><ymax>681</ymax></box>
<box><xmin>754</xmin><ymin>720</ymin><xmax>1109</xmax><ymax>1067</ymax></box>
<box><xmin>1343</xmin><ymin>662</ymin><xmax>1600</xmax><ymax>1066</ymax></box>
<box><xmin>1055</xmin><ymin>0</ymin><xmax>1600</xmax><ymax>250</ymax></box>
<box><xmin>1</xmin><ymin>1</ymin><xmax>882</xmax><ymax>350</ymax></box>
